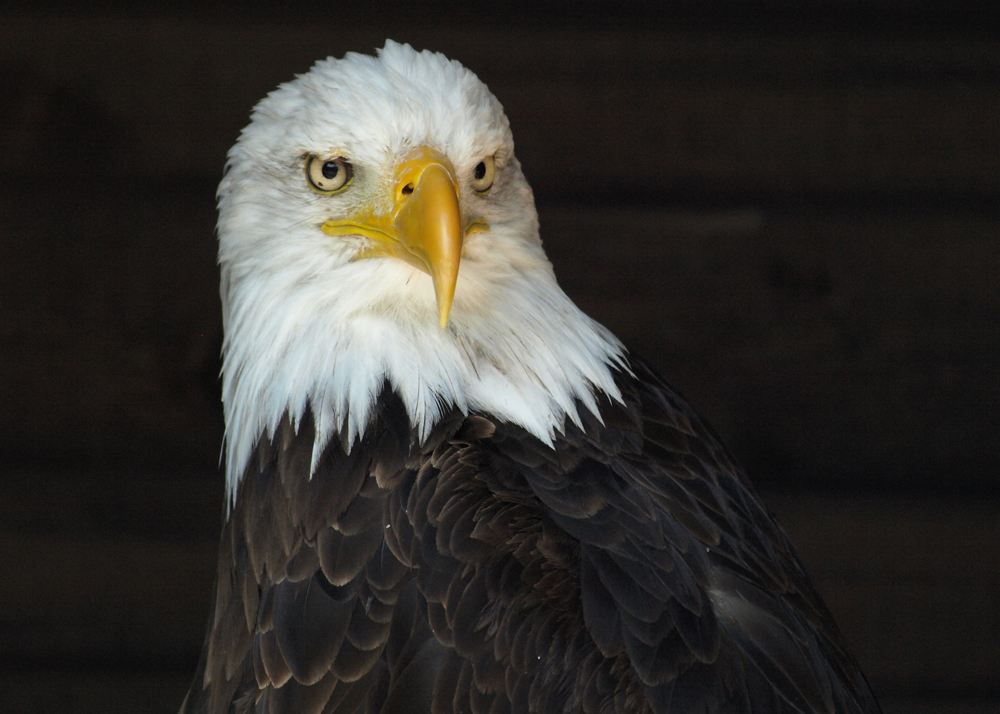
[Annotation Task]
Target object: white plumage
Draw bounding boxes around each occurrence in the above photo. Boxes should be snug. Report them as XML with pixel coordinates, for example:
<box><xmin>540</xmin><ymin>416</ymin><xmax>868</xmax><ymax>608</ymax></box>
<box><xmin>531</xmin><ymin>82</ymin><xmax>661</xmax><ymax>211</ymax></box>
<box><xmin>218</xmin><ymin>41</ymin><xmax>624</xmax><ymax>507</ymax></box>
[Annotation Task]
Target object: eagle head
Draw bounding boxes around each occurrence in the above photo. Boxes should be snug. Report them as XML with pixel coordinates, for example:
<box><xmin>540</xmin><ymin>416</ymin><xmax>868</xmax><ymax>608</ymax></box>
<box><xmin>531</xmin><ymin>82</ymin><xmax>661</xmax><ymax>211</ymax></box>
<box><xmin>217</xmin><ymin>41</ymin><xmax>623</xmax><ymax>506</ymax></box>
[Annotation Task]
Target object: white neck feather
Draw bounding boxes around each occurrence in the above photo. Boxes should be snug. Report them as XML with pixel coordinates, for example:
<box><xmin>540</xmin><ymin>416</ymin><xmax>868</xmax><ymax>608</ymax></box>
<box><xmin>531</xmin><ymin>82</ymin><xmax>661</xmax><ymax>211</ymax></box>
<box><xmin>220</xmin><ymin>243</ymin><xmax>625</xmax><ymax>510</ymax></box>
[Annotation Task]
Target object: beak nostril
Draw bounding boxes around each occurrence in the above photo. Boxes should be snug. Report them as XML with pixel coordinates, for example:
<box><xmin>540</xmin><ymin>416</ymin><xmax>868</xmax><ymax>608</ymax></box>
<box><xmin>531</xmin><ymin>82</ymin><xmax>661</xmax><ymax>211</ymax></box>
<box><xmin>401</xmin><ymin>183</ymin><xmax>414</xmax><ymax>196</ymax></box>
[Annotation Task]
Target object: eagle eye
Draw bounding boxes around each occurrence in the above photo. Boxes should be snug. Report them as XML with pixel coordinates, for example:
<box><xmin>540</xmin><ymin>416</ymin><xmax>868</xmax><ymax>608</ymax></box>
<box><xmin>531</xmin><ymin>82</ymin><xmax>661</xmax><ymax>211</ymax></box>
<box><xmin>471</xmin><ymin>155</ymin><xmax>495</xmax><ymax>193</ymax></box>
<box><xmin>307</xmin><ymin>155</ymin><xmax>353</xmax><ymax>193</ymax></box>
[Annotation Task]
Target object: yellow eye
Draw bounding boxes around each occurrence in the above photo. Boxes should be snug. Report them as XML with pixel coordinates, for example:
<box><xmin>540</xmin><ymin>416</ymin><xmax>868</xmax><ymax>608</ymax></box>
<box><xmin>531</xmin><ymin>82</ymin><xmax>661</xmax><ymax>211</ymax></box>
<box><xmin>306</xmin><ymin>155</ymin><xmax>353</xmax><ymax>193</ymax></box>
<box><xmin>471</xmin><ymin>155</ymin><xmax>495</xmax><ymax>193</ymax></box>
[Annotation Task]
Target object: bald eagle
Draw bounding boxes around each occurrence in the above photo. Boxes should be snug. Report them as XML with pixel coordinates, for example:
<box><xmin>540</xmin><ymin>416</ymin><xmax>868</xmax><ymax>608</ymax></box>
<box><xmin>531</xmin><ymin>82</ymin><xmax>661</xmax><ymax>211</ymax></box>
<box><xmin>180</xmin><ymin>42</ymin><xmax>881</xmax><ymax>714</ymax></box>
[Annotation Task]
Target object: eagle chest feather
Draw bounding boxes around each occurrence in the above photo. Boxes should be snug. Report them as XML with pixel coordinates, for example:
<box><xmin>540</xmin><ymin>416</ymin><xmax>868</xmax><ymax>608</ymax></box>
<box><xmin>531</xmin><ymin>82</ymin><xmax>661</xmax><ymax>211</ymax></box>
<box><xmin>189</xmin><ymin>366</ymin><xmax>876</xmax><ymax>714</ymax></box>
<box><xmin>202</xmin><ymin>385</ymin><xmax>643</xmax><ymax>714</ymax></box>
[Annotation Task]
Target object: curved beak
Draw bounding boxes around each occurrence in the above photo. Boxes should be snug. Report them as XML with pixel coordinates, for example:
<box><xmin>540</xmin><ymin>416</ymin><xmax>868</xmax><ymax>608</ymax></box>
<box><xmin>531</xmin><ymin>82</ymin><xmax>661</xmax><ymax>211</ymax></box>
<box><xmin>322</xmin><ymin>147</ymin><xmax>482</xmax><ymax>329</ymax></box>
<box><xmin>391</xmin><ymin>151</ymin><xmax>463</xmax><ymax>328</ymax></box>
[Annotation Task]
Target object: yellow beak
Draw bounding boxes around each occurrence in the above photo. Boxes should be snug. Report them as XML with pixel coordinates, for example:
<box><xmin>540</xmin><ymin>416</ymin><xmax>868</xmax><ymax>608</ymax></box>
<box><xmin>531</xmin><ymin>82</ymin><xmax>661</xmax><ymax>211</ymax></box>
<box><xmin>321</xmin><ymin>147</ymin><xmax>486</xmax><ymax>329</ymax></box>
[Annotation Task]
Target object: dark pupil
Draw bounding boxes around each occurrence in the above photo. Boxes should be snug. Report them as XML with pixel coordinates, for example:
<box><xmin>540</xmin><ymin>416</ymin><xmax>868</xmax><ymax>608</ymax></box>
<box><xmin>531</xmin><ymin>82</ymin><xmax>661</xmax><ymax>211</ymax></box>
<box><xmin>321</xmin><ymin>161</ymin><xmax>340</xmax><ymax>180</ymax></box>
<box><xmin>474</xmin><ymin>162</ymin><xmax>486</xmax><ymax>180</ymax></box>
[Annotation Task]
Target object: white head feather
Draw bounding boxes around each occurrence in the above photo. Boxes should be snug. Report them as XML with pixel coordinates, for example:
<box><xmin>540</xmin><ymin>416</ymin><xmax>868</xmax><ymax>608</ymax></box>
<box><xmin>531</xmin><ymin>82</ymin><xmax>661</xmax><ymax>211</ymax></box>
<box><xmin>218</xmin><ymin>41</ymin><xmax>625</xmax><ymax>508</ymax></box>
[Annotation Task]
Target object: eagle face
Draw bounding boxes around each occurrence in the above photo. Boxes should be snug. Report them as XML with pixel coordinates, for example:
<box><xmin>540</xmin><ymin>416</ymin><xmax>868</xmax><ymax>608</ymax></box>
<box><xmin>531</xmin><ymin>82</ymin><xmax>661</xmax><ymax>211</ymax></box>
<box><xmin>220</xmin><ymin>40</ymin><xmax>533</xmax><ymax>327</ymax></box>
<box><xmin>217</xmin><ymin>41</ymin><xmax>624</xmax><ymax>504</ymax></box>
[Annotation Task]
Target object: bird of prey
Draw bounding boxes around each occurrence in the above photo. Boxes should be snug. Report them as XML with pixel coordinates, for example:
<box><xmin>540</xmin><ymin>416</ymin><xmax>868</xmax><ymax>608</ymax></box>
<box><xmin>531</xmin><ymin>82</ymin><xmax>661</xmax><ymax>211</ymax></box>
<box><xmin>180</xmin><ymin>41</ymin><xmax>881</xmax><ymax>714</ymax></box>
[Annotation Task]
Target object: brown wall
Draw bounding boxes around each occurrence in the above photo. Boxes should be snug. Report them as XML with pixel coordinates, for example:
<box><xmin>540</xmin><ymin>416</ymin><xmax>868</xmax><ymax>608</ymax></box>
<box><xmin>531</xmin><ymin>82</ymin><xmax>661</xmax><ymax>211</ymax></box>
<box><xmin>1</xmin><ymin>4</ymin><xmax>998</xmax><ymax>713</ymax></box>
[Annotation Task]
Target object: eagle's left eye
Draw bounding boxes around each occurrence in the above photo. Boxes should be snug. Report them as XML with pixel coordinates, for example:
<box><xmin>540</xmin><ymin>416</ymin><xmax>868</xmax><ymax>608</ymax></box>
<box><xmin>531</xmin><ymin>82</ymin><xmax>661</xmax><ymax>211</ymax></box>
<box><xmin>471</xmin><ymin>155</ymin><xmax>495</xmax><ymax>193</ymax></box>
<box><xmin>306</xmin><ymin>155</ymin><xmax>353</xmax><ymax>193</ymax></box>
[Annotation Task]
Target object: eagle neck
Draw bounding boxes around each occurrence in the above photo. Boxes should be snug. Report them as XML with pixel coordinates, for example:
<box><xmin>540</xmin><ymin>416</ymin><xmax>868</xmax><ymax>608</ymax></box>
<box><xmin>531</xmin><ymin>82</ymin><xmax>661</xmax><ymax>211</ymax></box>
<box><xmin>220</xmin><ymin>266</ymin><xmax>626</xmax><ymax>512</ymax></box>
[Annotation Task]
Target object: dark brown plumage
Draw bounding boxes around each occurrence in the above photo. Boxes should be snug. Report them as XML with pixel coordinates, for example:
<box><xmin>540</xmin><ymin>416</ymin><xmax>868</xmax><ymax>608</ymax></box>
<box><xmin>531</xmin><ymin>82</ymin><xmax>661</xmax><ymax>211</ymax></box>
<box><xmin>189</xmin><ymin>42</ymin><xmax>882</xmax><ymax>714</ymax></box>
<box><xmin>180</xmin><ymin>358</ymin><xmax>881</xmax><ymax>714</ymax></box>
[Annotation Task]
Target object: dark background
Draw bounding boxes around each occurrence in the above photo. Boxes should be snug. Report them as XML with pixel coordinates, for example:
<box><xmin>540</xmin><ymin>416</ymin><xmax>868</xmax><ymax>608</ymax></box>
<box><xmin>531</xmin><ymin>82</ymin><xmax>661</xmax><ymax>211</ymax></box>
<box><xmin>1</xmin><ymin>2</ymin><xmax>998</xmax><ymax>712</ymax></box>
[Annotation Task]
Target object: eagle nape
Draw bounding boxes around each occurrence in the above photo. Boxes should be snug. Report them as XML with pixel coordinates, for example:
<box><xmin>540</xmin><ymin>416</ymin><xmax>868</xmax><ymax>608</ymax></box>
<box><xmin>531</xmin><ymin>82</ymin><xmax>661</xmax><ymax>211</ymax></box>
<box><xmin>180</xmin><ymin>41</ymin><xmax>882</xmax><ymax>714</ymax></box>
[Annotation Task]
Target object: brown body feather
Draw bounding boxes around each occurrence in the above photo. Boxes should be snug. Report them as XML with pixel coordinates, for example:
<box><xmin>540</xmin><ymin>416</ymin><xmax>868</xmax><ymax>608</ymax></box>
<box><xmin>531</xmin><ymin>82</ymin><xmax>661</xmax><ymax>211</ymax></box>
<box><xmin>180</xmin><ymin>358</ymin><xmax>881</xmax><ymax>714</ymax></box>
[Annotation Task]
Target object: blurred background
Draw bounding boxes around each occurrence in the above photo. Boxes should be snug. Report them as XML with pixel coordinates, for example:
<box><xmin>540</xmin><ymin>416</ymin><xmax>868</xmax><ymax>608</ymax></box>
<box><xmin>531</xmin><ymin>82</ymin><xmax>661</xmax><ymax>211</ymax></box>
<box><xmin>1</xmin><ymin>2</ymin><xmax>997</xmax><ymax>712</ymax></box>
